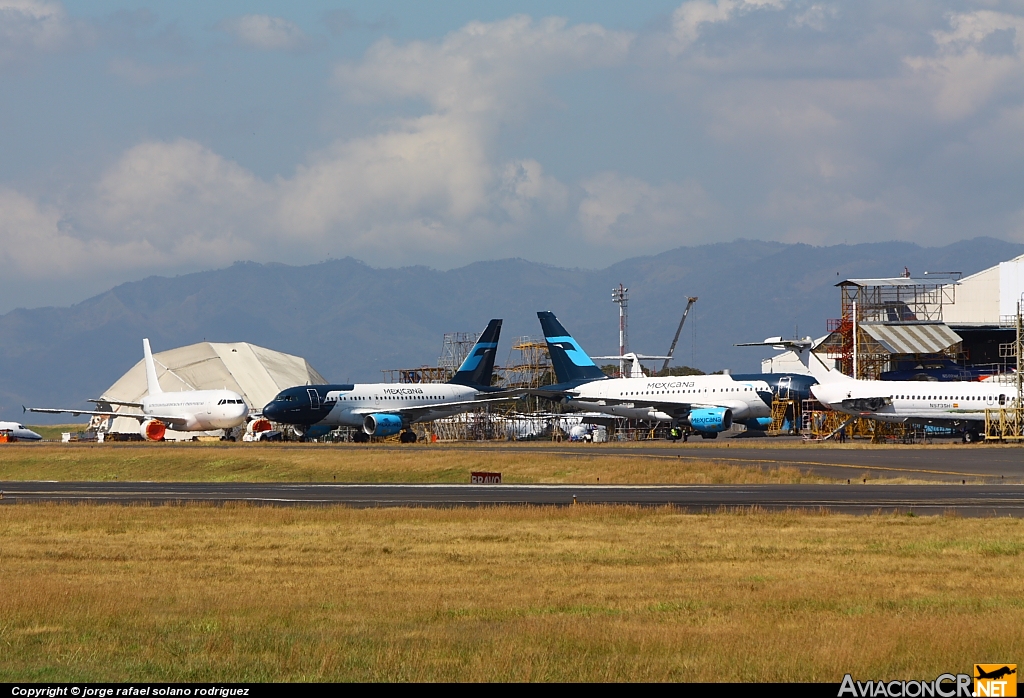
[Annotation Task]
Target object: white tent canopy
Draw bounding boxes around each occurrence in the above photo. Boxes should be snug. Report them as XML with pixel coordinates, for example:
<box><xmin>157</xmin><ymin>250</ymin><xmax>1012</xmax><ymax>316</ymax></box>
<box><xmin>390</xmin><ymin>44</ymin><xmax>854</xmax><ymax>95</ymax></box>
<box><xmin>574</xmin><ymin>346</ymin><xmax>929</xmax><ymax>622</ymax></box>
<box><xmin>102</xmin><ymin>341</ymin><xmax>326</xmax><ymax>434</ymax></box>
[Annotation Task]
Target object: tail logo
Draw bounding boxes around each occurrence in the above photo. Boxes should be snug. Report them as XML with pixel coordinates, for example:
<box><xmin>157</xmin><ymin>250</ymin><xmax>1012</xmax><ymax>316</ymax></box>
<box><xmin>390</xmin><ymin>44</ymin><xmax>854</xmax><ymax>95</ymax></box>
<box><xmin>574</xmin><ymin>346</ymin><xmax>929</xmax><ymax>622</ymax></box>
<box><xmin>547</xmin><ymin>336</ymin><xmax>597</xmax><ymax>368</ymax></box>
<box><xmin>457</xmin><ymin>343</ymin><xmax>497</xmax><ymax>373</ymax></box>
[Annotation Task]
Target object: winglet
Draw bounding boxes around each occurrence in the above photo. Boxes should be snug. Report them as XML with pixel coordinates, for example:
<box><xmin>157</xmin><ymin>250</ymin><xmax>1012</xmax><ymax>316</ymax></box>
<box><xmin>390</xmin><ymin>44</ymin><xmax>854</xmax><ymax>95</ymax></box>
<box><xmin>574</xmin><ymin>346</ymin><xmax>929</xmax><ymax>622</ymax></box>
<box><xmin>448</xmin><ymin>319</ymin><xmax>502</xmax><ymax>388</ymax></box>
<box><xmin>143</xmin><ymin>338</ymin><xmax>163</xmax><ymax>395</ymax></box>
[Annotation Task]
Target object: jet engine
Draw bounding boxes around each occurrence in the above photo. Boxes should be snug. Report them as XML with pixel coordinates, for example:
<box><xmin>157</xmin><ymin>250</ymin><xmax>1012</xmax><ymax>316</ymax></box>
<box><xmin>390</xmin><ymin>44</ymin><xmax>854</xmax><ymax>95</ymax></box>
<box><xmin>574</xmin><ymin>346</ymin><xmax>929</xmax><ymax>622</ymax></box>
<box><xmin>687</xmin><ymin>407</ymin><xmax>732</xmax><ymax>433</ymax></box>
<box><xmin>363</xmin><ymin>413</ymin><xmax>404</xmax><ymax>437</ymax></box>
<box><xmin>141</xmin><ymin>418</ymin><xmax>166</xmax><ymax>441</ymax></box>
<box><xmin>248</xmin><ymin>418</ymin><xmax>273</xmax><ymax>435</ymax></box>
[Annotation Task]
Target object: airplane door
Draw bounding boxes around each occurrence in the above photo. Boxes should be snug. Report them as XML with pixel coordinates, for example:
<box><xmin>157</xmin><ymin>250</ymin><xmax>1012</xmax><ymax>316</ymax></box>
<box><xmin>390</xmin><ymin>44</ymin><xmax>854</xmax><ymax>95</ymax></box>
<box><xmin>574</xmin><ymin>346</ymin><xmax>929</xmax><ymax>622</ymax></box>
<box><xmin>307</xmin><ymin>388</ymin><xmax>320</xmax><ymax>410</ymax></box>
<box><xmin>999</xmin><ymin>394</ymin><xmax>1006</xmax><ymax>406</ymax></box>
<box><xmin>778</xmin><ymin>376</ymin><xmax>792</xmax><ymax>399</ymax></box>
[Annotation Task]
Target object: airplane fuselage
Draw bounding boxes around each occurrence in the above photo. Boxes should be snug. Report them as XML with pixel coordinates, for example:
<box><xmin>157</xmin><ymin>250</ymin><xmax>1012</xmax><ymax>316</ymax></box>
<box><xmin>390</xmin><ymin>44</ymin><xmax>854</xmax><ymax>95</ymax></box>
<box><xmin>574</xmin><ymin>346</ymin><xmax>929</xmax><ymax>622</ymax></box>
<box><xmin>568</xmin><ymin>375</ymin><xmax>774</xmax><ymax>422</ymax></box>
<box><xmin>264</xmin><ymin>383</ymin><xmax>482</xmax><ymax>428</ymax></box>
<box><xmin>811</xmin><ymin>379</ymin><xmax>1016</xmax><ymax>424</ymax></box>
<box><xmin>139</xmin><ymin>389</ymin><xmax>249</xmax><ymax>430</ymax></box>
<box><xmin>0</xmin><ymin>421</ymin><xmax>43</xmax><ymax>441</ymax></box>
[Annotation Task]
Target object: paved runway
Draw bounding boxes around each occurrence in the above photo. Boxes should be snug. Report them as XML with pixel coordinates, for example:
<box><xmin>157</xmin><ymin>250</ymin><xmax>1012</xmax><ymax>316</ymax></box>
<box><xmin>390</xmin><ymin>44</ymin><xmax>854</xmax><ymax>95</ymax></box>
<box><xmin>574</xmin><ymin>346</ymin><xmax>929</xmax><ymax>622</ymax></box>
<box><xmin>3</xmin><ymin>481</ymin><xmax>1024</xmax><ymax>516</ymax></box>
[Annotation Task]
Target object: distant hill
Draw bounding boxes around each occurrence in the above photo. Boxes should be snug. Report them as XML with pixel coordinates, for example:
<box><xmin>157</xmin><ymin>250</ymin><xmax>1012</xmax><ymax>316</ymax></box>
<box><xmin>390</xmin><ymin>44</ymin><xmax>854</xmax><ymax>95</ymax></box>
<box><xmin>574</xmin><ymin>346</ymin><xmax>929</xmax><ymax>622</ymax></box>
<box><xmin>3</xmin><ymin>236</ymin><xmax>1021</xmax><ymax>422</ymax></box>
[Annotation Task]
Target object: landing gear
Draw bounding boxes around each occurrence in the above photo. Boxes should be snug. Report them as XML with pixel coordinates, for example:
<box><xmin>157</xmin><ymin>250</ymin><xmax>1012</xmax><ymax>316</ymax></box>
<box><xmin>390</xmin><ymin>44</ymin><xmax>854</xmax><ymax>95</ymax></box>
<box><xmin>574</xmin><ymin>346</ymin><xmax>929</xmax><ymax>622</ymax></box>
<box><xmin>963</xmin><ymin>430</ymin><xmax>980</xmax><ymax>444</ymax></box>
<box><xmin>352</xmin><ymin>430</ymin><xmax>370</xmax><ymax>443</ymax></box>
<box><xmin>399</xmin><ymin>430</ymin><xmax>418</xmax><ymax>444</ymax></box>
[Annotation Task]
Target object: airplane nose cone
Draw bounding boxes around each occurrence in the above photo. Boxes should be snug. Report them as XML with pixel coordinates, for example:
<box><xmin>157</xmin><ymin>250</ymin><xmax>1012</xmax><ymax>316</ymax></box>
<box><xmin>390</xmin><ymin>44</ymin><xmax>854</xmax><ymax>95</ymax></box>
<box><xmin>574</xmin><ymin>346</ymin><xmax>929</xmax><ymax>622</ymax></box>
<box><xmin>263</xmin><ymin>401</ymin><xmax>281</xmax><ymax>420</ymax></box>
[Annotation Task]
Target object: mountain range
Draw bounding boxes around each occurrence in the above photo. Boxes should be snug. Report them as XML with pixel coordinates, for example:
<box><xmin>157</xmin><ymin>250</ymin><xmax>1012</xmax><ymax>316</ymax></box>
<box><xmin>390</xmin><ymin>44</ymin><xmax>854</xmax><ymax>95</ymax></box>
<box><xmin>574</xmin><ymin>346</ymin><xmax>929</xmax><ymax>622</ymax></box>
<box><xmin>3</xmin><ymin>236</ymin><xmax>1021</xmax><ymax>422</ymax></box>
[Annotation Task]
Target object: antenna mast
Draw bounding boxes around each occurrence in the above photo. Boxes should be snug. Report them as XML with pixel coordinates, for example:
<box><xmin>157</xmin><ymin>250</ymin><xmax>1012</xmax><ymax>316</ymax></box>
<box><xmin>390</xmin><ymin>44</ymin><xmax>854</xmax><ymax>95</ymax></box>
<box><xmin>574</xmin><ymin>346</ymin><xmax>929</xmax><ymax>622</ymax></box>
<box><xmin>612</xmin><ymin>284</ymin><xmax>629</xmax><ymax>377</ymax></box>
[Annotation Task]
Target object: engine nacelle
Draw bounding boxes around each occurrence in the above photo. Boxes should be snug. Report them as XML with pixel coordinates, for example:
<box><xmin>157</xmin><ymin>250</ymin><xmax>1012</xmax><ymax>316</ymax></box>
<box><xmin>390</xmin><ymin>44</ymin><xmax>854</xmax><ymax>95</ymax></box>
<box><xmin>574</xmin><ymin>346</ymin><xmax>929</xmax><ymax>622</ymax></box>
<box><xmin>363</xmin><ymin>413</ymin><xmax>404</xmax><ymax>437</ymax></box>
<box><xmin>741</xmin><ymin>417</ymin><xmax>774</xmax><ymax>430</ymax></box>
<box><xmin>141</xmin><ymin>418</ymin><xmax>166</xmax><ymax>441</ymax></box>
<box><xmin>687</xmin><ymin>408</ymin><xmax>732</xmax><ymax>433</ymax></box>
<box><xmin>248</xmin><ymin>418</ymin><xmax>273</xmax><ymax>434</ymax></box>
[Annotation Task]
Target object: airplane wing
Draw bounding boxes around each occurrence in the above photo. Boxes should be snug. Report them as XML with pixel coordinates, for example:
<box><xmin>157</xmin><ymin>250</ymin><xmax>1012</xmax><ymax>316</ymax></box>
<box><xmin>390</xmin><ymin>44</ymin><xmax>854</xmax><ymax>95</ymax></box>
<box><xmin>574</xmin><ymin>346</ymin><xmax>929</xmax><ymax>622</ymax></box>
<box><xmin>24</xmin><ymin>406</ymin><xmax>191</xmax><ymax>430</ymax></box>
<box><xmin>349</xmin><ymin>396</ymin><xmax>516</xmax><ymax>420</ymax></box>
<box><xmin>568</xmin><ymin>396</ymin><xmax>702</xmax><ymax>418</ymax></box>
<box><xmin>89</xmin><ymin>398</ymin><xmax>144</xmax><ymax>409</ymax></box>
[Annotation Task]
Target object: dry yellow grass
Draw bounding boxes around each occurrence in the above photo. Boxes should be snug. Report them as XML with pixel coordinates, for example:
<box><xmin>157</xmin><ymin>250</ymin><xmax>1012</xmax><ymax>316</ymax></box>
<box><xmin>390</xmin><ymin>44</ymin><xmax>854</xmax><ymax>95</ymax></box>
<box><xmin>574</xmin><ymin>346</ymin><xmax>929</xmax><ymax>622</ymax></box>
<box><xmin>0</xmin><ymin>443</ymin><xmax>839</xmax><ymax>484</ymax></box>
<box><xmin>1</xmin><ymin>503</ymin><xmax>1022</xmax><ymax>681</ymax></box>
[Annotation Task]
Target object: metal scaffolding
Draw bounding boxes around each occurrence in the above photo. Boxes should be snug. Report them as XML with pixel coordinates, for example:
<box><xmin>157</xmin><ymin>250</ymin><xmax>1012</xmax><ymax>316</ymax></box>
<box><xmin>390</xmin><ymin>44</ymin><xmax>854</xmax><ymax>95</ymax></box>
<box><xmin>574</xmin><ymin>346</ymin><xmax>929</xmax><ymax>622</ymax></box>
<box><xmin>817</xmin><ymin>276</ymin><xmax>961</xmax><ymax>378</ymax></box>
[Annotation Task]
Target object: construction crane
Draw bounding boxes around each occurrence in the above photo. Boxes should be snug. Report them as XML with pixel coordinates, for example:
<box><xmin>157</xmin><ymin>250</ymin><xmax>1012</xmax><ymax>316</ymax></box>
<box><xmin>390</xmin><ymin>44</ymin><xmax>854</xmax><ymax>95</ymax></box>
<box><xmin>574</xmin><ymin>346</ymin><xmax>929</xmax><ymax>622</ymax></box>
<box><xmin>662</xmin><ymin>297</ymin><xmax>698</xmax><ymax>373</ymax></box>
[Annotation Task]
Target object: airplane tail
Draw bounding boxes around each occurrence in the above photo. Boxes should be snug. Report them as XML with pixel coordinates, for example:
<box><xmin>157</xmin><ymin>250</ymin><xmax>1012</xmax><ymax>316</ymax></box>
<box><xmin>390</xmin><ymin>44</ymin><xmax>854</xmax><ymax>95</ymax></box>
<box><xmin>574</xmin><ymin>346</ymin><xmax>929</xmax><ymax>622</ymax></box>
<box><xmin>143</xmin><ymin>338</ymin><xmax>164</xmax><ymax>395</ymax></box>
<box><xmin>448</xmin><ymin>319</ymin><xmax>502</xmax><ymax>388</ymax></box>
<box><xmin>538</xmin><ymin>311</ymin><xmax>608</xmax><ymax>385</ymax></box>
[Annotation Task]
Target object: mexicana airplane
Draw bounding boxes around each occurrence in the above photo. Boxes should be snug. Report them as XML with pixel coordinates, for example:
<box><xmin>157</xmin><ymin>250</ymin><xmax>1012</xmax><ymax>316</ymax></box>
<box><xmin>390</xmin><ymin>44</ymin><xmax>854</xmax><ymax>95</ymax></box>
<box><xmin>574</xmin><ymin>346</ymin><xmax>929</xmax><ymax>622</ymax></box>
<box><xmin>0</xmin><ymin>422</ymin><xmax>43</xmax><ymax>441</ymax></box>
<box><xmin>262</xmin><ymin>319</ymin><xmax>512</xmax><ymax>442</ymax></box>
<box><xmin>535</xmin><ymin>311</ymin><xmax>774</xmax><ymax>438</ymax></box>
<box><xmin>26</xmin><ymin>339</ymin><xmax>249</xmax><ymax>441</ymax></box>
<box><xmin>810</xmin><ymin>372</ymin><xmax>1015</xmax><ymax>443</ymax></box>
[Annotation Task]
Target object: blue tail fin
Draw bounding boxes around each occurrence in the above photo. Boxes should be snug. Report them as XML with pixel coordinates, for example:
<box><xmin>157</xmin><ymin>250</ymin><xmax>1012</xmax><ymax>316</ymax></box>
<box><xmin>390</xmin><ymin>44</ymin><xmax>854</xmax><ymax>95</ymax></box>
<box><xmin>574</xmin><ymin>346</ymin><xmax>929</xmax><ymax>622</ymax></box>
<box><xmin>448</xmin><ymin>319</ymin><xmax>502</xmax><ymax>388</ymax></box>
<box><xmin>538</xmin><ymin>311</ymin><xmax>608</xmax><ymax>385</ymax></box>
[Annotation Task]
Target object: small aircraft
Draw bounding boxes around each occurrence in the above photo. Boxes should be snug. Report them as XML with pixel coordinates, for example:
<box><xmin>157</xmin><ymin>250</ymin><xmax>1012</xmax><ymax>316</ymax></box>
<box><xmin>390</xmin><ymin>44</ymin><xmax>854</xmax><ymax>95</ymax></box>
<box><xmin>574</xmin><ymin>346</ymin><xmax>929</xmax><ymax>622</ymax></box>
<box><xmin>0</xmin><ymin>421</ymin><xmax>43</xmax><ymax>441</ymax></box>
<box><xmin>534</xmin><ymin>311</ymin><xmax>774</xmax><ymax>438</ymax></box>
<box><xmin>262</xmin><ymin>319</ymin><xmax>516</xmax><ymax>442</ymax></box>
<box><xmin>26</xmin><ymin>339</ymin><xmax>249</xmax><ymax>441</ymax></box>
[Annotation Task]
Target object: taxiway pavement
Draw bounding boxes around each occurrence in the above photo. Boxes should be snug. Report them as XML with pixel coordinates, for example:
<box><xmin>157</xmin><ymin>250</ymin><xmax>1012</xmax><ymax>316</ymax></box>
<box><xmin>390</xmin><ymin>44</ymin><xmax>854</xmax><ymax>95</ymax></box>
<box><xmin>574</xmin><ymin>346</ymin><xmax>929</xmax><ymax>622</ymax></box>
<box><xmin>3</xmin><ymin>481</ymin><xmax>1024</xmax><ymax>516</ymax></box>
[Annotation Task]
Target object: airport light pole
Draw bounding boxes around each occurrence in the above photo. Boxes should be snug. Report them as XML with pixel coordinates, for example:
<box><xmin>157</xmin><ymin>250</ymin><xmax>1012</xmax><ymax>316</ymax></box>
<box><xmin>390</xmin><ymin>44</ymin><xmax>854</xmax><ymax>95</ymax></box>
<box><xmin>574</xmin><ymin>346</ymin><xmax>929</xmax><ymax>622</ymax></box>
<box><xmin>612</xmin><ymin>284</ymin><xmax>628</xmax><ymax>378</ymax></box>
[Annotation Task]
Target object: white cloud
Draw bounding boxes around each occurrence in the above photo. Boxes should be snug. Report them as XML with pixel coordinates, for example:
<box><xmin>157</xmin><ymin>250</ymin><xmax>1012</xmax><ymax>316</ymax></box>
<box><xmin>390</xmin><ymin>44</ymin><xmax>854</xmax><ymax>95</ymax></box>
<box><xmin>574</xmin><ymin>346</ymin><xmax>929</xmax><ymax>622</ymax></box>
<box><xmin>0</xmin><ymin>16</ymin><xmax>636</xmax><ymax>282</ymax></box>
<box><xmin>219</xmin><ymin>14</ymin><xmax>308</xmax><ymax>51</ymax></box>
<box><xmin>577</xmin><ymin>172</ymin><xmax>719</xmax><ymax>250</ymax></box>
<box><xmin>671</xmin><ymin>0</ymin><xmax>786</xmax><ymax>50</ymax></box>
<box><xmin>0</xmin><ymin>0</ymin><xmax>77</xmax><ymax>64</ymax></box>
<box><xmin>337</xmin><ymin>15</ymin><xmax>632</xmax><ymax>118</ymax></box>
<box><xmin>907</xmin><ymin>10</ymin><xmax>1024</xmax><ymax>120</ymax></box>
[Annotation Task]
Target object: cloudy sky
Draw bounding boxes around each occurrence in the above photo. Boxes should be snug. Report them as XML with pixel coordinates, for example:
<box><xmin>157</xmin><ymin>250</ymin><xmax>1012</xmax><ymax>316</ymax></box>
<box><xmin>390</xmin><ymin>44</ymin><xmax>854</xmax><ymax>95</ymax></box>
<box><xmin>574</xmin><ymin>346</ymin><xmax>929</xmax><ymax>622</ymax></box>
<box><xmin>2</xmin><ymin>0</ymin><xmax>1024</xmax><ymax>311</ymax></box>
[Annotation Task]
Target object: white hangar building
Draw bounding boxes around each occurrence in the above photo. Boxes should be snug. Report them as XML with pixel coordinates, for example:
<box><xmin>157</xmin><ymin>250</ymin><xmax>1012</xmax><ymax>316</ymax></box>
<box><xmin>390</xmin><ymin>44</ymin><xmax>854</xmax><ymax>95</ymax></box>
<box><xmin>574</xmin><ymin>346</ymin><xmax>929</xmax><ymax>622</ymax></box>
<box><xmin>100</xmin><ymin>342</ymin><xmax>326</xmax><ymax>435</ymax></box>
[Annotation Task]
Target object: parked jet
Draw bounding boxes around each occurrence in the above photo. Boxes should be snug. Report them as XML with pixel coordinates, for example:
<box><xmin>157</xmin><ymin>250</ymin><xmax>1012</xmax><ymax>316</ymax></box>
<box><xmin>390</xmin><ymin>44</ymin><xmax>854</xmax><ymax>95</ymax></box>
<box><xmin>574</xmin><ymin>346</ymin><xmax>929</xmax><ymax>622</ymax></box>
<box><xmin>535</xmin><ymin>311</ymin><xmax>774</xmax><ymax>438</ymax></box>
<box><xmin>810</xmin><ymin>372</ymin><xmax>1013</xmax><ymax>442</ymax></box>
<box><xmin>26</xmin><ymin>339</ymin><xmax>249</xmax><ymax>441</ymax></box>
<box><xmin>262</xmin><ymin>319</ymin><xmax>513</xmax><ymax>442</ymax></box>
<box><xmin>0</xmin><ymin>421</ymin><xmax>43</xmax><ymax>441</ymax></box>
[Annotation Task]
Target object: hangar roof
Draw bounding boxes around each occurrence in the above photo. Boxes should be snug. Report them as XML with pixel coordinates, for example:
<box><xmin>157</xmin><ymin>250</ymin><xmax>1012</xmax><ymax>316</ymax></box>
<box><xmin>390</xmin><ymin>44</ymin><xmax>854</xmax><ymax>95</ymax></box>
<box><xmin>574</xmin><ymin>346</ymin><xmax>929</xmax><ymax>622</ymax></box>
<box><xmin>103</xmin><ymin>341</ymin><xmax>326</xmax><ymax>412</ymax></box>
<box><xmin>859</xmin><ymin>322</ymin><xmax>962</xmax><ymax>355</ymax></box>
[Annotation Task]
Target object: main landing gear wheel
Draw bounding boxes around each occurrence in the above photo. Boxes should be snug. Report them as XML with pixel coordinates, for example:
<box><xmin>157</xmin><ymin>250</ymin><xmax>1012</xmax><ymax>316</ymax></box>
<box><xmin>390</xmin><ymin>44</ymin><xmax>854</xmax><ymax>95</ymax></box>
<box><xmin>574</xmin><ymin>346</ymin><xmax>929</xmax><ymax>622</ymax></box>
<box><xmin>963</xmin><ymin>430</ymin><xmax>980</xmax><ymax>444</ymax></box>
<box><xmin>400</xmin><ymin>430</ymin><xmax>418</xmax><ymax>444</ymax></box>
<box><xmin>353</xmin><ymin>431</ymin><xmax>370</xmax><ymax>443</ymax></box>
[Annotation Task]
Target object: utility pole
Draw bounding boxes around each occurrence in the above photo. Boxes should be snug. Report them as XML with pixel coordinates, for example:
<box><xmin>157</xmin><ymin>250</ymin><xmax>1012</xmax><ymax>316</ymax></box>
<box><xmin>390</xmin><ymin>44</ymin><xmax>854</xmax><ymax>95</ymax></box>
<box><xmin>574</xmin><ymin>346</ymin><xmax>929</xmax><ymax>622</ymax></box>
<box><xmin>612</xmin><ymin>284</ymin><xmax>628</xmax><ymax>378</ymax></box>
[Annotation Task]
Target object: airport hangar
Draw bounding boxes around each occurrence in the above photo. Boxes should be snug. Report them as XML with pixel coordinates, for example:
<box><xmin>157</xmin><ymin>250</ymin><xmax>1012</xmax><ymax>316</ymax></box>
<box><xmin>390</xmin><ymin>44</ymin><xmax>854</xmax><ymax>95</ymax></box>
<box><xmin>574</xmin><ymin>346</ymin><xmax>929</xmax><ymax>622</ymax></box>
<box><xmin>763</xmin><ymin>252</ymin><xmax>1024</xmax><ymax>381</ymax></box>
<box><xmin>98</xmin><ymin>342</ymin><xmax>325</xmax><ymax>438</ymax></box>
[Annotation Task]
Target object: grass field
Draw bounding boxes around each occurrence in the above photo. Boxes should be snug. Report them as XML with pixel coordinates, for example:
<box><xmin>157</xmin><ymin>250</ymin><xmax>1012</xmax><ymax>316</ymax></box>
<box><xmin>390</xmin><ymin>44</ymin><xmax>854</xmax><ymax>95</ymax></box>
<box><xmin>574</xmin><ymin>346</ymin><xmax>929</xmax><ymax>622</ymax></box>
<box><xmin>1</xmin><ymin>503</ymin><xmax>1022</xmax><ymax>681</ymax></box>
<box><xmin>0</xmin><ymin>442</ymin><xmax>842</xmax><ymax>484</ymax></box>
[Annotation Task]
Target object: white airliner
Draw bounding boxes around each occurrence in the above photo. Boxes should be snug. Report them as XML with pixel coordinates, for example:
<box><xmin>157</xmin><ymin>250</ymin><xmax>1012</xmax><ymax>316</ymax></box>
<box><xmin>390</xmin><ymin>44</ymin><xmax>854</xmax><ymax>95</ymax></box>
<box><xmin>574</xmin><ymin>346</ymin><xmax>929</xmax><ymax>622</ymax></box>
<box><xmin>0</xmin><ymin>421</ymin><xmax>43</xmax><ymax>441</ymax></box>
<box><xmin>537</xmin><ymin>312</ymin><xmax>774</xmax><ymax>438</ymax></box>
<box><xmin>810</xmin><ymin>374</ymin><xmax>1015</xmax><ymax>443</ymax></box>
<box><xmin>26</xmin><ymin>339</ymin><xmax>249</xmax><ymax>441</ymax></box>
